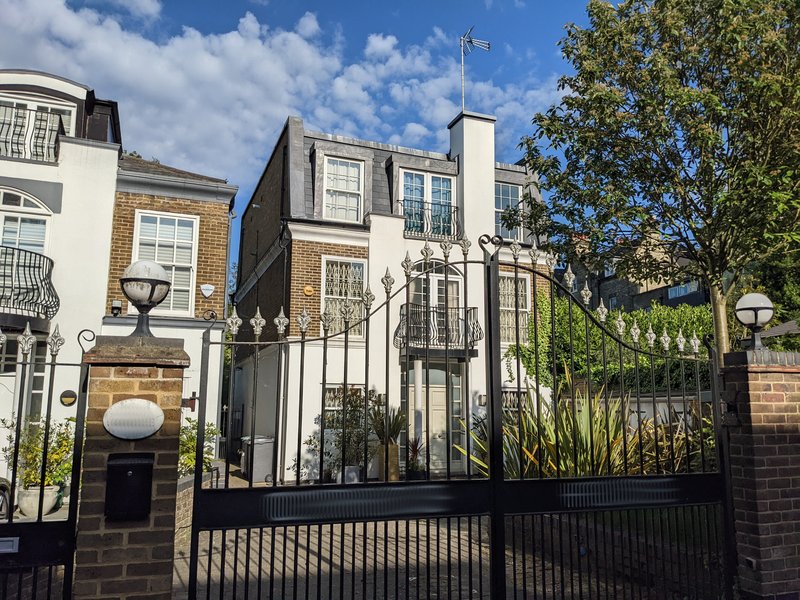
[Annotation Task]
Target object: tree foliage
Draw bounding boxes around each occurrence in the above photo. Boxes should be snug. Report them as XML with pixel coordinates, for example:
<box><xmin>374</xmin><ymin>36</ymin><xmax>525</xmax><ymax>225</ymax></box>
<box><xmin>518</xmin><ymin>0</ymin><xmax>800</xmax><ymax>355</ymax></box>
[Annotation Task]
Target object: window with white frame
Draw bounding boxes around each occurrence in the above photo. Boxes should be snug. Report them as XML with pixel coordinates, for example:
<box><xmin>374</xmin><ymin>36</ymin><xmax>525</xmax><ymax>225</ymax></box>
<box><xmin>322</xmin><ymin>258</ymin><xmax>366</xmax><ymax>336</ymax></box>
<box><xmin>668</xmin><ymin>280</ymin><xmax>699</xmax><ymax>299</ymax></box>
<box><xmin>0</xmin><ymin>189</ymin><xmax>50</xmax><ymax>254</ymax></box>
<box><xmin>401</xmin><ymin>170</ymin><xmax>455</xmax><ymax>237</ymax></box>
<box><xmin>499</xmin><ymin>274</ymin><xmax>530</xmax><ymax>344</ymax></box>
<box><xmin>133</xmin><ymin>212</ymin><xmax>198</xmax><ymax>316</ymax></box>
<box><xmin>0</xmin><ymin>94</ymin><xmax>74</xmax><ymax>162</ymax></box>
<box><xmin>495</xmin><ymin>183</ymin><xmax>523</xmax><ymax>241</ymax></box>
<box><xmin>324</xmin><ymin>158</ymin><xmax>363</xmax><ymax>222</ymax></box>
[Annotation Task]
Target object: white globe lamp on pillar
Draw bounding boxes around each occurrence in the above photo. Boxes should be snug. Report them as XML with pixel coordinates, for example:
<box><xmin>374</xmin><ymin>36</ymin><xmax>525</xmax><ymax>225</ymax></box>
<box><xmin>119</xmin><ymin>260</ymin><xmax>171</xmax><ymax>337</ymax></box>
<box><xmin>734</xmin><ymin>292</ymin><xmax>774</xmax><ymax>350</ymax></box>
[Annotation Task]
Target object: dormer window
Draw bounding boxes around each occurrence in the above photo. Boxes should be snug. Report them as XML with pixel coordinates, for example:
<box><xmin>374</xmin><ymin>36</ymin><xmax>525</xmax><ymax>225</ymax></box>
<box><xmin>324</xmin><ymin>157</ymin><xmax>363</xmax><ymax>222</ymax></box>
<box><xmin>400</xmin><ymin>170</ymin><xmax>457</xmax><ymax>239</ymax></box>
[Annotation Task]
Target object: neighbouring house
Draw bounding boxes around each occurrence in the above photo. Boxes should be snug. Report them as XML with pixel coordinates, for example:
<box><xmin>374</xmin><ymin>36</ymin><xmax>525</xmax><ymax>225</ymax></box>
<box><xmin>233</xmin><ymin>111</ymin><xmax>548</xmax><ymax>482</ymax></box>
<box><xmin>568</xmin><ymin>259</ymin><xmax>709</xmax><ymax>312</ymax></box>
<box><xmin>0</xmin><ymin>70</ymin><xmax>235</xmax><ymax>463</ymax></box>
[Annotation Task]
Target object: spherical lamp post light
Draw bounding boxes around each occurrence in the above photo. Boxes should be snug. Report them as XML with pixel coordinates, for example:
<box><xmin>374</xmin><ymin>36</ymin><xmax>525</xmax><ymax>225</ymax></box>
<box><xmin>119</xmin><ymin>260</ymin><xmax>171</xmax><ymax>337</ymax></box>
<box><xmin>734</xmin><ymin>292</ymin><xmax>774</xmax><ymax>350</ymax></box>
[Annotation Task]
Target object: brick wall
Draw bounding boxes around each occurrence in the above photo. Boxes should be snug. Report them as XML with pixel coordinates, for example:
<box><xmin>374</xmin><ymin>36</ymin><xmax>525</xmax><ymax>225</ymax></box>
<box><xmin>74</xmin><ymin>337</ymin><xmax>189</xmax><ymax>600</ymax></box>
<box><xmin>173</xmin><ymin>475</ymin><xmax>195</xmax><ymax>550</ymax></box>
<box><xmin>106</xmin><ymin>192</ymin><xmax>229</xmax><ymax>319</ymax></box>
<box><xmin>724</xmin><ymin>351</ymin><xmax>800</xmax><ymax>599</ymax></box>
<box><xmin>286</xmin><ymin>239</ymin><xmax>369</xmax><ymax>338</ymax></box>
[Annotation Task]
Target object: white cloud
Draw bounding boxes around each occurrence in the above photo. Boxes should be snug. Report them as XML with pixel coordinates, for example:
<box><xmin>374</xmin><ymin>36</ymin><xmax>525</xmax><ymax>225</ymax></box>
<box><xmin>0</xmin><ymin>3</ymin><xmax>560</xmax><ymax>198</ymax></box>
<box><xmin>97</xmin><ymin>0</ymin><xmax>161</xmax><ymax>19</ymax></box>
<box><xmin>364</xmin><ymin>33</ymin><xmax>397</xmax><ymax>59</ymax></box>
<box><xmin>295</xmin><ymin>12</ymin><xmax>320</xmax><ymax>38</ymax></box>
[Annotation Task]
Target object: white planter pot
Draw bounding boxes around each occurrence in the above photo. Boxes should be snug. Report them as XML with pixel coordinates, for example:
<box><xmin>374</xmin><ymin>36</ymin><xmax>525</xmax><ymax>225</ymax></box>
<box><xmin>17</xmin><ymin>486</ymin><xmax>59</xmax><ymax>517</ymax></box>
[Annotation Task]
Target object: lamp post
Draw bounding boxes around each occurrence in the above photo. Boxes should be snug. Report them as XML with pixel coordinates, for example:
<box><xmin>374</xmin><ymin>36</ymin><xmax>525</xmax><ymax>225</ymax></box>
<box><xmin>119</xmin><ymin>260</ymin><xmax>171</xmax><ymax>337</ymax></box>
<box><xmin>734</xmin><ymin>292</ymin><xmax>774</xmax><ymax>350</ymax></box>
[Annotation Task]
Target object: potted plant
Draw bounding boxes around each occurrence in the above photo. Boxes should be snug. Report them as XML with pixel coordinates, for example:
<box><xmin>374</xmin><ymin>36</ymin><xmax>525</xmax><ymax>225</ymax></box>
<box><xmin>1</xmin><ymin>418</ymin><xmax>74</xmax><ymax>517</ymax></box>
<box><xmin>406</xmin><ymin>436</ymin><xmax>427</xmax><ymax>480</ymax></box>
<box><xmin>370</xmin><ymin>405</ymin><xmax>405</xmax><ymax>481</ymax></box>
<box><xmin>293</xmin><ymin>386</ymin><xmax>376</xmax><ymax>483</ymax></box>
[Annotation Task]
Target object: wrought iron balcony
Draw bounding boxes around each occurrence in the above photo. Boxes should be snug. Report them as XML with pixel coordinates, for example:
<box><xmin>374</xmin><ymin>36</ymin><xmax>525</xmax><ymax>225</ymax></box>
<box><xmin>393</xmin><ymin>303</ymin><xmax>483</xmax><ymax>350</ymax></box>
<box><xmin>0</xmin><ymin>105</ymin><xmax>64</xmax><ymax>163</ymax></box>
<box><xmin>400</xmin><ymin>200</ymin><xmax>461</xmax><ymax>240</ymax></box>
<box><xmin>0</xmin><ymin>246</ymin><xmax>60</xmax><ymax>321</ymax></box>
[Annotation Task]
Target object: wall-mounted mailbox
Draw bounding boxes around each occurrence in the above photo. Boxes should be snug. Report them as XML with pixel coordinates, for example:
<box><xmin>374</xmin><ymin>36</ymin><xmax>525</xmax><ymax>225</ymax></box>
<box><xmin>105</xmin><ymin>453</ymin><xmax>154</xmax><ymax>521</ymax></box>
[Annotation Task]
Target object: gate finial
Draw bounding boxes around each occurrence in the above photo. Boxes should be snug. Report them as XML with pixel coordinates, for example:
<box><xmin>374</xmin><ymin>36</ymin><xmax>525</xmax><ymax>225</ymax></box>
<box><xmin>296</xmin><ymin>308</ymin><xmax>311</xmax><ymax>334</ymax></box>
<box><xmin>17</xmin><ymin>323</ymin><xmax>35</xmax><ymax>357</ymax></box>
<box><xmin>563</xmin><ymin>265</ymin><xmax>575</xmax><ymax>291</ymax></box>
<box><xmin>402</xmin><ymin>252</ymin><xmax>414</xmax><ymax>278</ymax></box>
<box><xmin>362</xmin><ymin>285</ymin><xmax>375</xmax><ymax>311</ymax></box>
<box><xmin>676</xmin><ymin>328</ymin><xmax>686</xmax><ymax>354</ymax></box>
<box><xmin>509</xmin><ymin>239</ymin><xmax>521</xmax><ymax>262</ymax></box>
<box><xmin>381</xmin><ymin>268</ymin><xmax>395</xmax><ymax>296</ymax></box>
<box><xmin>47</xmin><ymin>324</ymin><xmax>65</xmax><ymax>357</ymax></box>
<box><xmin>660</xmin><ymin>328</ymin><xmax>671</xmax><ymax>352</ymax></box>
<box><xmin>459</xmin><ymin>237</ymin><xmax>471</xmax><ymax>258</ymax></box>
<box><xmin>630</xmin><ymin>319</ymin><xmax>641</xmax><ymax>345</ymax></box>
<box><xmin>596</xmin><ymin>298</ymin><xmax>608</xmax><ymax>323</ymax></box>
<box><xmin>440</xmin><ymin>240</ymin><xmax>452</xmax><ymax>262</ymax></box>
<box><xmin>421</xmin><ymin>241</ymin><xmax>434</xmax><ymax>264</ymax></box>
<box><xmin>226</xmin><ymin>306</ymin><xmax>242</xmax><ymax>335</ymax></box>
<box><xmin>580</xmin><ymin>281</ymin><xmax>592</xmax><ymax>306</ymax></box>
<box><xmin>615</xmin><ymin>312</ymin><xmax>626</xmax><ymax>338</ymax></box>
<box><xmin>645</xmin><ymin>324</ymin><xmax>657</xmax><ymax>348</ymax></box>
<box><xmin>690</xmin><ymin>331</ymin><xmax>700</xmax><ymax>355</ymax></box>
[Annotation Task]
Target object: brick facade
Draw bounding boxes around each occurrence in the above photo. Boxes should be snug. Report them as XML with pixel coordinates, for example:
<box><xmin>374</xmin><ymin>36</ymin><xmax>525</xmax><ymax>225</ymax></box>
<box><xmin>286</xmin><ymin>239</ymin><xmax>369</xmax><ymax>338</ymax></box>
<box><xmin>724</xmin><ymin>351</ymin><xmax>800</xmax><ymax>599</ymax></box>
<box><xmin>105</xmin><ymin>192</ymin><xmax>228</xmax><ymax>319</ymax></box>
<box><xmin>74</xmin><ymin>337</ymin><xmax>189</xmax><ymax>600</ymax></box>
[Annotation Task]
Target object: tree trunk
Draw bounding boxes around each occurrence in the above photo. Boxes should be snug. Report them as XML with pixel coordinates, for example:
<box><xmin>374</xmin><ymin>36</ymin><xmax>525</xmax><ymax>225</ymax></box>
<box><xmin>709</xmin><ymin>284</ymin><xmax>730</xmax><ymax>364</ymax></box>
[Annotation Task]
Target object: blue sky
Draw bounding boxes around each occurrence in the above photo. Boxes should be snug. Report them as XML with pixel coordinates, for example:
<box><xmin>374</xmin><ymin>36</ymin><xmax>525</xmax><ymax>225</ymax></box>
<box><xmin>0</xmin><ymin>0</ymin><xmax>590</xmax><ymax>258</ymax></box>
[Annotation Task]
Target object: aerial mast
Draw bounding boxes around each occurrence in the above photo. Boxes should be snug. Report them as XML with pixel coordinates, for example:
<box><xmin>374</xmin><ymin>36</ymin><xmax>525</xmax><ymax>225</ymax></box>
<box><xmin>460</xmin><ymin>26</ymin><xmax>491</xmax><ymax>112</ymax></box>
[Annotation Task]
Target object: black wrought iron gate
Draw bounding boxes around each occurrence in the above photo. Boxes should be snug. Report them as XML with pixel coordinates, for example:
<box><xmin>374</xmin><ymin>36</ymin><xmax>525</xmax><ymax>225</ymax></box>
<box><xmin>189</xmin><ymin>235</ymin><xmax>735</xmax><ymax>599</ymax></box>
<box><xmin>0</xmin><ymin>328</ymin><xmax>90</xmax><ymax>600</ymax></box>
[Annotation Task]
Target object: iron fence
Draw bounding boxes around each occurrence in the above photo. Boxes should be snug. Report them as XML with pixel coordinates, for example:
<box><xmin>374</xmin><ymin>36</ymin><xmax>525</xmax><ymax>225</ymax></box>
<box><xmin>0</xmin><ymin>106</ymin><xmax>64</xmax><ymax>163</ymax></box>
<box><xmin>188</xmin><ymin>234</ymin><xmax>735</xmax><ymax>599</ymax></box>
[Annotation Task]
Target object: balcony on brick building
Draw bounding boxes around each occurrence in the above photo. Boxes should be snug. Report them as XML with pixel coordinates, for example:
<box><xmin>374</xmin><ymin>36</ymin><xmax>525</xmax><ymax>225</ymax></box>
<box><xmin>0</xmin><ymin>246</ymin><xmax>60</xmax><ymax>331</ymax></box>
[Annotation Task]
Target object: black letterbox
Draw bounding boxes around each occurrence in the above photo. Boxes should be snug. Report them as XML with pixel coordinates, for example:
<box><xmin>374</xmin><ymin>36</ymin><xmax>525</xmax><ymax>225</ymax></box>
<box><xmin>105</xmin><ymin>453</ymin><xmax>154</xmax><ymax>521</ymax></box>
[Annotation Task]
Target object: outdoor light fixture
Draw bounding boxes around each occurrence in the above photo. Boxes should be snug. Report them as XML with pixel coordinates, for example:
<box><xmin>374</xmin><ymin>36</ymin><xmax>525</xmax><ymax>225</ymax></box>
<box><xmin>735</xmin><ymin>292</ymin><xmax>774</xmax><ymax>350</ymax></box>
<box><xmin>119</xmin><ymin>260</ymin><xmax>171</xmax><ymax>337</ymax></box>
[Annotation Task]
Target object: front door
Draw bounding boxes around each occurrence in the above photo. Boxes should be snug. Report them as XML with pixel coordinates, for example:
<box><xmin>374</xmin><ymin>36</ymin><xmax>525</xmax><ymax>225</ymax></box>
<box><xmin>406</xmin><ymin>363</ymin><xmax>465</xmax><ymax>475</ymax></box>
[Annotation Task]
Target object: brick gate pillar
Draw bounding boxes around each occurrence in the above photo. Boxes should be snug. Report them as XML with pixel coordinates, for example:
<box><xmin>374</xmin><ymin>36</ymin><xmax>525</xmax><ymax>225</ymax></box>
<box><xmin>72</xmin><ymin>336</ymin><xmax>189</xmax><ymax>600</ymax></box>
<box><xmin>723</xmin><ymin>349</ymin><xmax>800</xmax><ymax>600</ymax></box>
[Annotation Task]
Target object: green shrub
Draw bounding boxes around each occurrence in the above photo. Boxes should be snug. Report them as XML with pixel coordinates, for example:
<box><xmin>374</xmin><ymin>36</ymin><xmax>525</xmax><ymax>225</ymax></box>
<box><xmin>179</xmin><ymin>418</ymin><xmax>220</xmax><ymax>478</ymax></box>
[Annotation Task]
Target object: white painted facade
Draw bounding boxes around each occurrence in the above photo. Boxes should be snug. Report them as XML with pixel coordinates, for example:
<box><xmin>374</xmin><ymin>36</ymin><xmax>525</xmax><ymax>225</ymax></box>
<box><xmin>235</xmin><ymin>112</ymin><xmax>548</xmax><ymax>483</ymax></box>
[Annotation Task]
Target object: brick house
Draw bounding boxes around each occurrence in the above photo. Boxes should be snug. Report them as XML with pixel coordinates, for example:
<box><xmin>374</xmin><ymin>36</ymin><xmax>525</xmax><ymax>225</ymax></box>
<box><xmin>101</xmin><ymin>154</ymin><xmax>236</xmax><ymax>429</ymax></box>
<box><xmin>567</xmin><ymin>261</ymin><xmax>709</xmax><ymax>313</ymax></box>
<box><xmin>233</xmin><ymin>111</ymin><xmax>547</xmax><ymax>482</ymax></box>
<box><xmin>0</xmin><ymin>70</ymin><xmax>235</xmax><ymax>446</ymax></box>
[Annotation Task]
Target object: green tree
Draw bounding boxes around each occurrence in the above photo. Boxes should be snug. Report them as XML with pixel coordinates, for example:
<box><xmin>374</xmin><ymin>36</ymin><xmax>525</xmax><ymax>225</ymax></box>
<box><xmin>518</xmin><ymin>0</ymin><xmax>800</xmax><ymax>359</ymax></box>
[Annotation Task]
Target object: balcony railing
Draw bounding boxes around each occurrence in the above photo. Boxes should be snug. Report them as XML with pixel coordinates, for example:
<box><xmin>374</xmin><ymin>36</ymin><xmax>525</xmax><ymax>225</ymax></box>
<box><xmin>0</xmin><ymin>246</ymin><xmax>60</xmax><ymax>320</ymax></box>
<box><xmin>0</xmin><ymin>106</ymin><xmax>64</xmax><ymax>163</ymax></box>
<box><xmin>400</xmin><ymin>200</ymin><xmax>461</xmax><ymax>240</ymax></box>
<box><xmin>393</xmin><ymin>303</ymin><xmax>483</xmax><ymax>349</ymax></box>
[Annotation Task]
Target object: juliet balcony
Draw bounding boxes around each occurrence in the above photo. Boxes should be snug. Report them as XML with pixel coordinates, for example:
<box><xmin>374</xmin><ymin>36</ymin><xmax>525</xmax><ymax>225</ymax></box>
<box><xmin>400</xmin><ymin>200</ymin><xmax>461</xmax><ymax>241</ymax></box>
<box><xmin>0</xmin><ymin>105</ymin><xmax>65</xmax><ymax>163</ymax></box>
<box><xmin>0</xmin><ymin>246</ymin><xmax>60</xmax><ymax>331</ymax></box>
<box><xmin>393</xmin><ymin>303</ymin><xmax>483</xmax><ymax>356</ymax></box>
